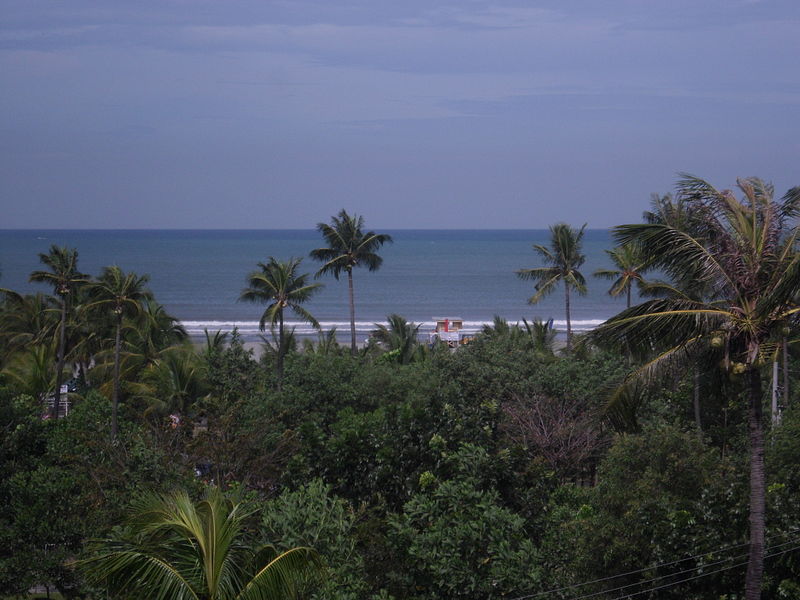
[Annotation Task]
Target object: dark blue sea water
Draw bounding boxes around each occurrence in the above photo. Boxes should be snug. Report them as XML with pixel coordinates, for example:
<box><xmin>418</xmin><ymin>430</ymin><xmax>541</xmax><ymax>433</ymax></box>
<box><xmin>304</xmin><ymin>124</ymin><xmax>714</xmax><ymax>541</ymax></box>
<box><xmin>0</xmin><ymin>229</ymin><xmax>635</xmax><ymax>341</ymax></box>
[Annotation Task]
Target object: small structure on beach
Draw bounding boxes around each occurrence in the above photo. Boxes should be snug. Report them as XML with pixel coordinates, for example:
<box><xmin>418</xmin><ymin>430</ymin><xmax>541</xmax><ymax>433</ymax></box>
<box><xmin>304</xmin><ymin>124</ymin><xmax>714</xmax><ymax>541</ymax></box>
<box><xmin>428</xmin><ymin>317</ymin><xmax>473</xmax><ymax>347</ymax></box>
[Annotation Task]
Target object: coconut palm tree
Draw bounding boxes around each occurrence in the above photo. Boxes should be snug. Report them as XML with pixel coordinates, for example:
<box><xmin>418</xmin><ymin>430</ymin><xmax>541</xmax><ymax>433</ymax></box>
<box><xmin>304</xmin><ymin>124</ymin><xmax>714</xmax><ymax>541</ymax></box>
<box><xmin>80</xmin><ymin>486</ymin><xmax>322</xmax><ymax>600</ymax></box>
<box><xmin>310</xmin><ymin>210</ymin><xmax>393</xmax><ymax>356</ymax></box>
<box><xmin>29</xmin><ymin>245</ymin><xmax>88</xmax><ymax>418</ymax></box>
<box><xmin>86</xmin><ymin>266</ymin><xmax>152</xmax><ymax>439</ymax></box>
<box><xmin>0</xmin><ymin>291</ymin><xmax>59</xmax><ymax>365</ymax></box>
<box><xmin>590</xmin><ymin>175</ymin><xmax>800</xmax><ymax>599</ymax></box>
<box><xmin>517</xmin><ymin>223</ymin><xmax>587</xmax><ymax>352</ymax></box>
<box><xmin>594</xmin><ymin>243</ymin><xmax>650</xmax><ymax>309</ymax></box>
<box><xmin>240</xmin><ymin>257</ymin><xmax>322</xmax><ymax>389</ymax></box>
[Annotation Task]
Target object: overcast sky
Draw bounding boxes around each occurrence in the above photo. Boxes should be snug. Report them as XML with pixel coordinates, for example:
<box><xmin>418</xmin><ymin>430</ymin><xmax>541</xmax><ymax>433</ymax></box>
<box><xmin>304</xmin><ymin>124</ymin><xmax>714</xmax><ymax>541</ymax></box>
<box><xmin>1</xmin><ymin>1</ymin><xmax>798</xmax><ymax>229</ymax></box>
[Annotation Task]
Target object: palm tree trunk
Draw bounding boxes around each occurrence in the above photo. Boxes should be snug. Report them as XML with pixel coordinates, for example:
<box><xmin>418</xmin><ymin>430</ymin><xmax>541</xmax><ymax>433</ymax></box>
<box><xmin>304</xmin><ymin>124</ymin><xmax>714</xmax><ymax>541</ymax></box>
<box><xmin>53</xmin><ymin>299</ymin><xmax>67</xmax><ymax>419</ymax></box>
<box><xmin>626</xmin><ymin>284</ymin><xmax>631</xmax><ymax>310</ymax></box>
<box><xmin>782</xmin><ymin>337</ymin><xmax>789</xmax><ymax>414</ymax></box>
<box><xmin>745</xmin><ymin>367</ymin><xmax>765</xmax><ymax>600</ymax></box>
<box><xmin>693</xmin><ymin>368</ymin><xmax>702</xmax><ymax>432</ymax></box>
<box><xmin>277</xmin><ymin>309</ymin><xmax>284</xmax><ymax>391</ymax></box>
<box><xmin>112</xmin><ymin>316</ymin><xmax>121</xmax><ymax>440</ymax></box>
<box><xmin>565</xmin><ymin>282</ymin><xmax>572</xmax><ymax>352</ymax></box>
<box><xmin>347</xmin><ymin>269</ymin><xmax>356</xmax><ymax>356</ymax></box>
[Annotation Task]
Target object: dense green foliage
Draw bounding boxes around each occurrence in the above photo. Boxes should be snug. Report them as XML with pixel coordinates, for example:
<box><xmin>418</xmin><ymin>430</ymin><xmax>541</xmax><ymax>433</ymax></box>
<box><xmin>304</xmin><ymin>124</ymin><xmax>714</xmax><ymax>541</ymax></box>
<box><xmin>2</xmin><ymin>189</ymin><xmax>799</xmax><ymax>598</ymax></box>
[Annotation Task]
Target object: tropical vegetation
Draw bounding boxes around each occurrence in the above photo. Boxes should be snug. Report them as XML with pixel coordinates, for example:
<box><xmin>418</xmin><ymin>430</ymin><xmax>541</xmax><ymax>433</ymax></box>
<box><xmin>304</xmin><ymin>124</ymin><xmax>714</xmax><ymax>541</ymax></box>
<box><xmin>1</xmin><ymin>185</ymin><xmax>799</xmax><ymax>599</ymax></box>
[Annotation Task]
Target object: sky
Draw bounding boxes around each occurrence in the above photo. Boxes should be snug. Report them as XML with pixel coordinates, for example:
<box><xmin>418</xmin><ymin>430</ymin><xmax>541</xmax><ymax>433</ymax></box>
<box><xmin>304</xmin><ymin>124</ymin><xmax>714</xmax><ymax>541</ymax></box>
<box><xmin>1</xmin><ymin>0</ymin><xmax>799</xmax><ymax>229</ymax></box>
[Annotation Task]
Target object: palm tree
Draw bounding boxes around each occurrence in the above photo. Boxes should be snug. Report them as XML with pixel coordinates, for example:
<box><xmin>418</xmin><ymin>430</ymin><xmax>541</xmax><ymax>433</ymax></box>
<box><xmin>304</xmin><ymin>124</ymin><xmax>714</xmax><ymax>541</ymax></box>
<box><xmin>0</xmin><ymin>291</ymin><xmax>59</xmax><ymax>365</ymax></box>
<box><xmin>80</xmin><ymin>486</ymin><xmax>322</xmax><ymax>600</ymax></box>
<box><xmin>590</xmin><ymin>175</ymin><xmax>800</xmax><ymax>599</ymax></box>
<box><xmin>240</xmin><ymin>257</ymin><xmax>322</xmax><ymax>389</ymax></box>
<box><xmin>302</xmin><ymin>327</ymin><xmax>342</xmax><ymax>356</ymax></box>
<box><xmin>594</xmin><ymin>243</ymin><xmax>650</xmax><ymax>309</ymax></box>
<box><xmin>29</xmin><ymin>245</ymin><xmax>88</xmax><ymax>418</ymax></box>
<box><xmin>517</xmin><ymin>223</ymin><xmax>587</xmax><ymax>352</ymax></box>
<box><xmin>522</xmin><ymin>317</ymin><xmax>558</xmax><ymax>358</ymax></box>
<box><xmin>87</xmin><ymin>266</ymin><xmax>152</xmax><ymax>439</ymax></box>
<box><xmin>371</xmin><ymin>314</ymin><xmax>422</xmax><ymax>364</ymax></box>
<box><xmin>310</xmin><ymin>210</ymin><xmax>393</xmax><ymax>356</ymax></box>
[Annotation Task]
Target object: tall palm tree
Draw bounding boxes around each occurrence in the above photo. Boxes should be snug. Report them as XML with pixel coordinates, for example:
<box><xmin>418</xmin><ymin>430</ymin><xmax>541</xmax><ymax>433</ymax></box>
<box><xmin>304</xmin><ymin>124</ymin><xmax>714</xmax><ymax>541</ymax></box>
<box><xmin>29</xmin><ymin>245</ymin><xmax>89</xmax><ymax>419</ymax></box>
<box><xmin>310</xmin><ymin>210</ymin><xmax>393</xmax><ymax>356</ymax></box>
<box><xmin>240</xmin><ymin>257</ymin><xmax>322</xmax><ymax>388</ymax></box>
<box><xmin>87</xmin><ymin>266</ymin><xmax>152</xmax><ymax>439</ymax></box>
<box><xmin>517</xmin><ymin>223</ymin><xmax>587</xmax><ymax>352</ymax></box>
<box><xmin>80</xmin><ymin>486</ymin><xmax>322</xmax><ymax>600</ymax></box>
<box><xmin>594</xmin><ymin>243</ymin><xmax>650</xmax><ymax>309</ymax></box>
<box><xmin>590</xmin><ymin>175</ymin><xmax>800</xmax><ymax>599</ymax></box>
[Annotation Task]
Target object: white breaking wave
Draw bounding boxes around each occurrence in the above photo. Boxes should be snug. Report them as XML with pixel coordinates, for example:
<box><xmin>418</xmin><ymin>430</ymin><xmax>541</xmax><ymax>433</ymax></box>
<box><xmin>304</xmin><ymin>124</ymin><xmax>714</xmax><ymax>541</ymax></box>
<box><xmin>181</xmin><ymin>318</ymin><xmax>607</xmax><ymax>337</ymax></box>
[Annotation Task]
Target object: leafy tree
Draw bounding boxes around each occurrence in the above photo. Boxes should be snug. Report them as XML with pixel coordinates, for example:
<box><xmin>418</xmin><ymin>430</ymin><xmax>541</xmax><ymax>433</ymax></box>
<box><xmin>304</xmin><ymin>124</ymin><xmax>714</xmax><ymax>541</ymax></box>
<box><xmin>591</xmin><ymin>175</ymin><xmax>800</xmax><ymax>599</ymax></box>
<box><xmin>240</xmin><ymin>256</ymin><xmax>322</xmax><ymax>389</ymax></box>
<box><xmin>546</xmin><ymin>425</ymin><xmax>743</xmax><ymax>598</ymax></box>
<box><xmin>81</xmin><ymin>486</ymin><xmax>323</xmax><ymax>600</ymax></box>
<box><xmin>310</xmin><ymin>210</ymin><xmax>393</xmax><ymax>355</ymax></box>
<box><xmin>261</xmin><ymin>479</ymin><xmax>372</xmax><ymax>600</ymax></box>
<box><xmin>517</xmin><ymin>223</ymin><xmax>587</xmax><ymax>351</ymax></box>
<box><xmin>87</xmin><ymin>266</ymin><xmax>153</xmax><ymax>439</ymax></box>
<box><xmin>29</xmin><ymin>245</ymin><xmax>89</xmax><ymax>418</ymax></box>
<box><xmin>594</xmin><ymin>242</ymin><xmax>650</xmax><ymax>309</ymax></box>
<box><xmin>389</xmin><ymin>444</ymin><xmax>541</xmax><ymax>599</ymax></box>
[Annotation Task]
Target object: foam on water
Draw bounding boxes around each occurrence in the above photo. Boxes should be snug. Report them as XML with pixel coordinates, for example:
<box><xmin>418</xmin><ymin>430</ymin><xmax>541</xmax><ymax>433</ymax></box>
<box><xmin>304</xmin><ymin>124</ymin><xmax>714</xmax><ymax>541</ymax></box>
<box><xmin>182</xmin><ymin>318</ymin><xmax>607</xmax><ymax>339</ymax></box>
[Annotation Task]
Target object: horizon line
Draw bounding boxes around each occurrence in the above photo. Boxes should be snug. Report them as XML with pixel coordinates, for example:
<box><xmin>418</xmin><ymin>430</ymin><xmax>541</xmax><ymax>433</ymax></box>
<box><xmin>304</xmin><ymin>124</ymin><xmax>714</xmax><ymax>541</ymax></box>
<box><xmin>0</xmin><ymin>226</ymin><xmax>615</xmax><ymax>232</ymax></box>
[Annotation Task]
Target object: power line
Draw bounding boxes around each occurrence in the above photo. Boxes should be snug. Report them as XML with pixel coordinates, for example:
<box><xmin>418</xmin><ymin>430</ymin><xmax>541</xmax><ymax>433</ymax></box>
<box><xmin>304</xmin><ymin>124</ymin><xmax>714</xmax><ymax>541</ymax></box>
<box><xmin>563</xmin><ymin>537</ymin><xmax>800</xmax><ymax>600</ymax></box>
<box><xmin>601</xmin><ymin>542</ymin><xmax>800</xmax><ymax>600</ymax></box>
<box><xmin>508</xmin><ymin>529</ymin><xmax>800</xmax><ymax>600</ymax></box>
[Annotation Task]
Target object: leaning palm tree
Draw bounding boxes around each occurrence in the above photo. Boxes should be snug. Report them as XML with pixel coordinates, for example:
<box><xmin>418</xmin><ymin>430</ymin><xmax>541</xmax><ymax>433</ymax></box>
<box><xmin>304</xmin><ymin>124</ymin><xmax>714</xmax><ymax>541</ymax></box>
<box><xmin>517</xmin><ymin>223</ymin><xmax>587</xmax><ymax>352</ymax></box>
<box><xmin>240</xmin><ymin>257</ymin><xmax>322</xmax><ymax>389</ymax></box>
<box><xmin>86</xmin><ymin>266</ymin><xmax>152</xmax><ymax>439</ymax></box>
<box><xmin>310</xmin><ymin>210</ymin><xmax>393</xmax><ymax>355</ymax></box>
<box><xmin>594</xmin><ymin>242</ymin><xmax>650</xmax><ymax>309</ymax></box>
<box><xmin>590</xmin><ymin>175</ymin><xmax>800</xmax><ymax>600</ymax></box>
<box><xmin>29</xmin><ymin>245</ymin><xmax>88</xmax><ymax>418</ymax></box>
<box><xmin>80</xmin><ymin>486</ymin><xmax>322</xmax><ymax>600</ymax></box>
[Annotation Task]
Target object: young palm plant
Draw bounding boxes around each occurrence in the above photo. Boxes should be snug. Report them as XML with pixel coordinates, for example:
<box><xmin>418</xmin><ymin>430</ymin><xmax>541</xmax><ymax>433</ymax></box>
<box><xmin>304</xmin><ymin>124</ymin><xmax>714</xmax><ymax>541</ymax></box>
<box><xmin>371</xmin><ymin>314</ymin><xmax>422</xmax><ymax>364</ymax></box>
<box><xmin>29</xmin><ymin>245</ymin><xmax>89</xmax><ymax>418</ymax></box>
<box><xmin>590</xmin><ymin>175</ymin><xmax>800</xmax><ymax>600</ymax></box>
<box><xmin>517</xmin><ymin>223</ymin><xmax>587</xmax><ymax>352</ymax></box>
<box><xmin>240</xmin><ymin>257</ymin><xmax>322</xmax><ymax>389</ymax></box>
<box><xmin>310</xmin><ymin>210</ymin><xmax>393</xmax><ymax>356</ymax></box>
<box><xmin>80</xmin><ymin>486</ymin><xmax>322</xmax><ymax>600</ymax></box>
<box><xmin>86</xmin><ymin>266</ymin><xmax>153</xmax><ymax>439</ymax></box>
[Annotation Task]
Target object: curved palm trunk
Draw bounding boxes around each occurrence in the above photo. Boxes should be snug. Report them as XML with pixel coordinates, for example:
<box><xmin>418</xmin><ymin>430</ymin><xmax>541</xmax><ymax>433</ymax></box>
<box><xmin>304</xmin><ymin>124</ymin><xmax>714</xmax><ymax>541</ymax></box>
<box><xmin>347</xmin><ymin>269</ymin><xmax>356</xmax><ymax>356</ymax></box>
<box><xmin>112</xmin><ymin>315</ymin><xmax>121</xmax><ymax>440</ymax></box>
<box><xmin>53</xmin><ymin>299</ymin><xmax>68</xmax><ymax>419</ymax></box>
<box><xmin>745</xmin><ymin>367</ymin><xmax>765</xmax><ymax>600</ymax></box>
<box><xmin>277</xmin><ymin>309</ymin><xmax>284</xmax><ymax>391</ymax></box>
<box><xmin>564</xmin><ymin>282</ymin><xmax>572</xmax><ymax>352</ymax></box>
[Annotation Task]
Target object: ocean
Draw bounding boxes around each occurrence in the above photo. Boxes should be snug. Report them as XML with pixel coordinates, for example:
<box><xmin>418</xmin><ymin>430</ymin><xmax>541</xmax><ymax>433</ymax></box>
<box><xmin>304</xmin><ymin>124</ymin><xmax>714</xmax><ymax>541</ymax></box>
<box><xmin>0</xmin><ymin>229</ymin><xmax>635</xmax><ymax>343</ymax></box>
